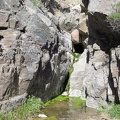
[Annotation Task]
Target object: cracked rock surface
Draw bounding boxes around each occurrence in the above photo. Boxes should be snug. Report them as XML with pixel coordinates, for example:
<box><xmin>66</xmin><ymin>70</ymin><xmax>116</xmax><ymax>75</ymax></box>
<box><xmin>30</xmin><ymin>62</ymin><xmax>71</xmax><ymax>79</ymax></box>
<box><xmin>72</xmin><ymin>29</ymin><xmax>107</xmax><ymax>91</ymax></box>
<box><xmin>0</xmin><ymin>0</ymin><xmax>72</xmax><ymax>112</ymax></box>
<box><xmin>69</xmin><ymin>0</ymin><xmax>120</xmax><ymax>108</ymax></box>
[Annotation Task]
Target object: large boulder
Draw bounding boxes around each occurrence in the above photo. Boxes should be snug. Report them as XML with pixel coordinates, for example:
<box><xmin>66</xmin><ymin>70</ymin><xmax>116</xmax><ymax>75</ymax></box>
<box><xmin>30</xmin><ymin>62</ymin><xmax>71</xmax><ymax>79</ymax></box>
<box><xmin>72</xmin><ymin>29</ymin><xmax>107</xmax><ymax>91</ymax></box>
<box><xmin>69</xmin><ymin>49</ymin><xmax>87</xmax><ymax>97</ymax></box>
<box><xmin>0</xmin><ymin>0</ymin><xmax>72</xmax><ymax>112</ymax></box>
<box><xmin>69</xmin><ymin>0</ymin><xmax>120</xmax><ymax>109</ymax></box>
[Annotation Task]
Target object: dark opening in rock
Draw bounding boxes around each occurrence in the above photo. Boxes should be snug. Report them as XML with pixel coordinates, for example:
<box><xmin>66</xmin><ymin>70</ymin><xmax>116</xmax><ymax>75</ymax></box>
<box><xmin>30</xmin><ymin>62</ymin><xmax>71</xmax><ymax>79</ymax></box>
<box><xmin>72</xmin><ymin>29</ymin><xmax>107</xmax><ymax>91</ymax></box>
<box><xmin>0</xmin><ymin>27</ymin><xmax>7</xmax><ymax>30</ymax></box>
<box><xmin>0</xmin><ymin>35</ymin><xmax>4</xmax><ymax>40</ymax></box>
<box><xmin>73</xmin><ymin>43</ymin><xmax>84</xmax><ymax>54</ymax></box>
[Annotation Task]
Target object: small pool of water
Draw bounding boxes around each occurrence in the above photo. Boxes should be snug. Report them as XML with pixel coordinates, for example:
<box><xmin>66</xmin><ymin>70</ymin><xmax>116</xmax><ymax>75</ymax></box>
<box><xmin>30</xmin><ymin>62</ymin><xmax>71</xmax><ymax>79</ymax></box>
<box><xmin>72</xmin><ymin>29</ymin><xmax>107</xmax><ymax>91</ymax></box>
<box><xmin>28</xmin><ymin>97</ymin><xmax>111</xmax><ymax>120</ymax></box>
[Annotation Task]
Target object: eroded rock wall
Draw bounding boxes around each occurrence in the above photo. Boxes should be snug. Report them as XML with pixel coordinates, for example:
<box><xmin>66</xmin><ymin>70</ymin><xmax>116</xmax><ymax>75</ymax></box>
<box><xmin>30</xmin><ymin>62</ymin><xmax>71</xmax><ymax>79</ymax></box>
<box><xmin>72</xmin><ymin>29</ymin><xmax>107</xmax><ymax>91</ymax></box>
<box><xmin>69</xmin><ymin>0</ymin><xmax>120</xmax><ymax>108</ymax></box>
<box><xmin>84</xmin><ymin>6</ymin><xmax>120</xmax><ymax>108</ymax></box>
<box><xmin>0</xmin><ymin>0</ymin><xmax>72</xmax><ymax>112</ymax></box>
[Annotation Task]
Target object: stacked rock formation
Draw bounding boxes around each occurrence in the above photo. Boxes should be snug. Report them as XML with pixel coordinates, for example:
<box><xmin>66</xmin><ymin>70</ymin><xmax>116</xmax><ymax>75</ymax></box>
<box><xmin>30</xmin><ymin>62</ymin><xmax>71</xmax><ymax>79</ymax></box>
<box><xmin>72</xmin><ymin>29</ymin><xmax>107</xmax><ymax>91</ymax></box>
<box><xmin>69</xmin><ymin>0</ymin><xmax>120</xmax><ymax>108</ymax></box>
<box><xmin>0</xmin><ymin>0</ymin><xmax>72</xmax><ymax>112</ymax></box>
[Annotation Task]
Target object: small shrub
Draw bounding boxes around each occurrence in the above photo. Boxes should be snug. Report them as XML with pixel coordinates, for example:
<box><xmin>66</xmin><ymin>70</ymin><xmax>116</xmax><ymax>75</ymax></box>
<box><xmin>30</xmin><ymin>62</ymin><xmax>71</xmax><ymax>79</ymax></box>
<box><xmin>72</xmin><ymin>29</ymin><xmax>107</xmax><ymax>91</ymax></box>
<box><xmin>0</xmin><ymin>96</ymin><xmax>43</xmax><ymax>120</ymax></box>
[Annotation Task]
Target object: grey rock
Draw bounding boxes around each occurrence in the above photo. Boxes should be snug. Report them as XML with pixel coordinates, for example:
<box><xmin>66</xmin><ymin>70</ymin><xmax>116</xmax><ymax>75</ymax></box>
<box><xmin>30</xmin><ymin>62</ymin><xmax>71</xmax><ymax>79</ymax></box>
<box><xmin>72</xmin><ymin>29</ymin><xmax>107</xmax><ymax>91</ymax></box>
<box><xmin>69</xmin><ymin>49</ymin><xmax>87</xmax><ymax>97</ymax></box>
<box><xmin>69</xmin><ymin>0</ymin><xmax>120</xmax><ymax>109</ymax></box>
<box><xmin>0</xmin><ymin>0</ymin><xmax>72</xmax><ymax>112</ymax></box>
<box><xmin>59</xmin><ymin>12</ymin><xmax>81</xmax><ymax>32</ymax></box>
<box><xmin>0</xmin><ymin>93</ymin><xmax>27</xmax><ymax>113</ymax></box>
<box><xmin>0</xmin><ymin>11</ymin><xmax>9</xmax><ymax>28</ymax></box>
<box><xmin>88</xmin><ymin>0</ymin><xmax>120</xmax><ymax>15</ymax></box>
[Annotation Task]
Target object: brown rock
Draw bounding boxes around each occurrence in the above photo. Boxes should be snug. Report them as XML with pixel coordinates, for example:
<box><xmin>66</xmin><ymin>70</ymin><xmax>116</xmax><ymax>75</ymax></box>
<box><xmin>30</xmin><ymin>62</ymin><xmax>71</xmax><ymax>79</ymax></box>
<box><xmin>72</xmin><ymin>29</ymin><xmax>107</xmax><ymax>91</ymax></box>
<box><xmin>71</xmin><ymin>29</ymin><xmax>81</xmax><ymax>43</ymax></box>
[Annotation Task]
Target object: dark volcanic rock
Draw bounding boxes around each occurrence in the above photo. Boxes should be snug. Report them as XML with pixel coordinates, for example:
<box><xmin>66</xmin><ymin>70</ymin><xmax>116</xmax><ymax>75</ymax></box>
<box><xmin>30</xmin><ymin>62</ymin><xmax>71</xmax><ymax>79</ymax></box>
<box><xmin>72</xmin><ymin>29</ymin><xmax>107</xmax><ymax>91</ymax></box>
<box><xmin>0</xmin><ymin>0</ymin><xmax>72</xmax><ymax>112</ymax></box>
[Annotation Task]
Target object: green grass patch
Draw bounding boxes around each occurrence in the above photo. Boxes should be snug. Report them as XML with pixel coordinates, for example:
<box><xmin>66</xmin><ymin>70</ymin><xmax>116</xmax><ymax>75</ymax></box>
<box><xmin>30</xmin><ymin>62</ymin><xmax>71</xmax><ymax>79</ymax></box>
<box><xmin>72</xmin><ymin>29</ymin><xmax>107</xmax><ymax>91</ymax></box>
<box><xmin>99</xmin><ymin>103</ymin><xmax>120</xmax><ymax>119</ymax></box>
<box><xmin>43</xmin><ymin>95</ymin><xmax>86</xmax><ymax>110</ymax></box>
<box><xmin>43</xmin><ymin>95</ymin><xmax>69</xmax><ymax>107</ymax></box>
<box><xmin>46</xmin><ymin>116</ymin><xmax>57</xmax><ymax>120</ymax></box>
<box><xmin>69</xmin><ymin>97</ymin><xmax>86</xmax><ymax>109</ymax></box>
<box><xmin>0</xmin><ymin>96</ymin><xmax>43</xmax><ymax>120</ymax></box>
<box><xmin>108</xmin><ymin>104</ymin><xmax>120</xmax><ymax>119</ymax></box>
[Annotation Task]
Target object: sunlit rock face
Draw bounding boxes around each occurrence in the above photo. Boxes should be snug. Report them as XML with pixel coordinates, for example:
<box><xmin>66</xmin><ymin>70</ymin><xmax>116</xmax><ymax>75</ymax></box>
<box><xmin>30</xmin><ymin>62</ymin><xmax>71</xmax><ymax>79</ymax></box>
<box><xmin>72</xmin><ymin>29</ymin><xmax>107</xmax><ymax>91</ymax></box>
<box><xmin>69</xmin><ymin>0</ymin><xmax>120</xmax><ymax>108</ymax></box>
<box><xmin>0</xmin><ymin>0</ymin><xmax>72</xmax><ymax>112</ymax></box>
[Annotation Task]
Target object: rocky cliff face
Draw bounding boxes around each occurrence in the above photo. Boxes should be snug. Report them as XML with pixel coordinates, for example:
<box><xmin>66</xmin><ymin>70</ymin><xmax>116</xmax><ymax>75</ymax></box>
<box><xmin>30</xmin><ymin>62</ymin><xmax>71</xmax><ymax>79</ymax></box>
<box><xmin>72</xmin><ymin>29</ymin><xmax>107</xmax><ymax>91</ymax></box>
<box><xmin>0</xmin><ymin>0</ymin><xmax>120</xmax><ymax>112</ymax></box>
<box><xmin>69</xmin><ymin>0</ymin><xmax>120</xmax><ymax>108</ymax></box>
<box><xmin>0</xmin><ymin>0</ymin><xmax>72</xmax><ymax>112</ymax></box>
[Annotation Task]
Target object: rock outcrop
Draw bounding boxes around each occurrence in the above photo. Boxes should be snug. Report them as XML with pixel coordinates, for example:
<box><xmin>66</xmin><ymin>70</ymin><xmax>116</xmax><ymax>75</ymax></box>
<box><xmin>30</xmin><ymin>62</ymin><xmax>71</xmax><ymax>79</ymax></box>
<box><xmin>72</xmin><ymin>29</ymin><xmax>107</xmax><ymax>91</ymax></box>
<box><xmin>0</xmin><ymin>0</ymin><xmax>72</xmax><ymax>112</ymax></box>
<box><xmin>0</xmin><ymin>0</ymin><xmax>120</xmax><ymax>112</ymax></box>
<box><xmin>69</xmin><ymin>0</ymin><xmax>120</xmax><ymax>108</ymax></box>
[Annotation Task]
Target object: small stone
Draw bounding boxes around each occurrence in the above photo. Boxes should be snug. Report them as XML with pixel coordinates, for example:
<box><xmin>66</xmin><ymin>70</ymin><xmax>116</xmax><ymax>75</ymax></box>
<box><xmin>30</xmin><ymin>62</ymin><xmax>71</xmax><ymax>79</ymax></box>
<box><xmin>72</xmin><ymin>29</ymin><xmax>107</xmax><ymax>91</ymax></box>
<box><xmin>71</xmin><ymin>29</ymin><xmax>80</xmax><ymax>43</ymax></box>
<box><xmin>93</xmin><ymin>43</ymin><xmax>100</xmax><ymax>50</ymax></box>
<box><xmin>62</xmin><ymin>92</ymin><xmax>68</xmax><ymax>96</ymax></box>
<box><xmin>38</xmin><ymin>114</ymin><xmax>47</xmax><ymax>118</ymax></box>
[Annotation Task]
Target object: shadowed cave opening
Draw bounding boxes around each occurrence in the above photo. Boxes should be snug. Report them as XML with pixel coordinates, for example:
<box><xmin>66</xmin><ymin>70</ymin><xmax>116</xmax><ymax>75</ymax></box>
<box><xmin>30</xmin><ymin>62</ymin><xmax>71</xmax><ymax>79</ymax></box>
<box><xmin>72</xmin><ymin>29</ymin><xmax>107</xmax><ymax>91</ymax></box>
<box><xmin>73</xmin><ymin>43</ymin><xmax>84</xmax><ymax>54</ymax></box>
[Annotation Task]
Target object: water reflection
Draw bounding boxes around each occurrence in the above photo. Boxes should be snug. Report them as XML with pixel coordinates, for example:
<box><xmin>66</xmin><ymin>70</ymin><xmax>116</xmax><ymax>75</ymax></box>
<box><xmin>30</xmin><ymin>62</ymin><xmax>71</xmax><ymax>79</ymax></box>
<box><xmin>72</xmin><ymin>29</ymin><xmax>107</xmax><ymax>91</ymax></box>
<box><xmin>29</xmin><ymin>97</ymin><xmax>104</xmax><ymax>120</ymax></box>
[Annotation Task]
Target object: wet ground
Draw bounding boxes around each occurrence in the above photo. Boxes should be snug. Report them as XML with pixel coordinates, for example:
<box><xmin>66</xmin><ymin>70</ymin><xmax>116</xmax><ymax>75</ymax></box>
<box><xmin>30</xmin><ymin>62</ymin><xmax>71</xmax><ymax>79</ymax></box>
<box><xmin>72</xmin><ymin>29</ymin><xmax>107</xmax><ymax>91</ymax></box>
<box><xmin>28</xmin><ymin>97</ymin><xmax>112</xmax><ymax>120</ymax></box>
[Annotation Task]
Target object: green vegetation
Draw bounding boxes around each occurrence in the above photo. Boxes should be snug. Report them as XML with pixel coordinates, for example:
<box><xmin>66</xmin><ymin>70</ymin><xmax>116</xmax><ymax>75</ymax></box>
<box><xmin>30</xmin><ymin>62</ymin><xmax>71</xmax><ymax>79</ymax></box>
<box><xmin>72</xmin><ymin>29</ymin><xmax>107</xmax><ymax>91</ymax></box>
<box><xmin>46</xmin><ymin>116</ymin><xmax>57</xmax><ymax>120</ymax></box>
<box><xmin>0</xmin><ymin>96</ymin><xmax>43</xmax><ymax>120</ymax></box>
<box><xmin>99</xmin><ymin>103</ymin><xmax>120</xmax><ymax>119</ymax></box>
<box><xmin>72</xmin><ymin>53</ymin><xmax>81</xmax><ymax>63</ymax></box>
<box><xmin>43</xmin><ymin>95</ymin><xmax>86</xmax><ymax>110</ymax></box>
<box><xmin>43</xmin><ymin>95</ymin><xmax>69</xmax><ymax>107</ymax></box>
<box><xmin>31</xmin><ymin>0</ymin><xmax>43</xmax><ymax>8</ymax></box>
<box><xmin>108</xmin><ymin>2</ymin><xmax>120</xmax><ymax>20</ymax></box>
<box><xmin>108</xmin><ymin>13</ymin><xmax>120</xmax><ymax>20</ymax></box>
<box><xmin>69</xmin><ymin>97</ymin><xmax>86</xmax><ymax>110</ymax></box>
<box><xmin>108</xmin><ymin>104</ymin><xmax>120</xmax><ymax>119</ymax></box>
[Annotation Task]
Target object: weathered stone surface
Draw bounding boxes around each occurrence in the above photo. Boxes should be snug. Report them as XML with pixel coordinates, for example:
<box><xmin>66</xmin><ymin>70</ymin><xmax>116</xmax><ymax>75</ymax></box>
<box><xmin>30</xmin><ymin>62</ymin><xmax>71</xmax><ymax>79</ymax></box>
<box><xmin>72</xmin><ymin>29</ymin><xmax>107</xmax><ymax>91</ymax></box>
<box><xmin>0</xmin><ymin>93</ymin><xmax>27</xmax><ymax>113</ymax></box>
<box><xmin>0</xmin><ymin>11</ymin><xmax>9</xmax><ymax>28</ymax></box>
<box><xmin>0</xmin><ymin>0</ymin><xmax>72</xmax><ymax>112</ymax></box>
<box><xmin>88</xmin><ymin>0</ymin><xmax>120</xmax><ymax>15</ymax></box>
<box><xmin>71</xmin><ymin>4</ymin><xmax>82</xmax><ymax>13</ymax></box>
<box><xmin>69</xmin><ymin>0</ymin><xmax>120</xmax><ymax>109</ymax></box>
<box><xmin>58</xmin><ymin>12</ymin><xmax>81</xmax><ymax>32</ymax></box>
<box><xmin>79</xmin><ymin>15</ymin><xmax>88</xmax><ymax>37</ymax></box>
<box><xmin>71</xmin><ymin>29</ymin><xmax>80</xmax><ymax>44</ymax></box>
<box><xmin>69</xmin><ymin>49</ymin><xmax>87</xmax><ymax>97</ymax></box>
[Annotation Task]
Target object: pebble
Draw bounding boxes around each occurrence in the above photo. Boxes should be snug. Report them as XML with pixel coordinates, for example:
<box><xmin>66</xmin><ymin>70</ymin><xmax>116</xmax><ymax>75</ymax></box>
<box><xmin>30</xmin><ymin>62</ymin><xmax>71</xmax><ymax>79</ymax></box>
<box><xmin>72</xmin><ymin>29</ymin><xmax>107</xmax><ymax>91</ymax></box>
<box><xmin>38</xmin><ymin>114</ymin><xmax>47</xmax><ymax>118</ymax></box>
